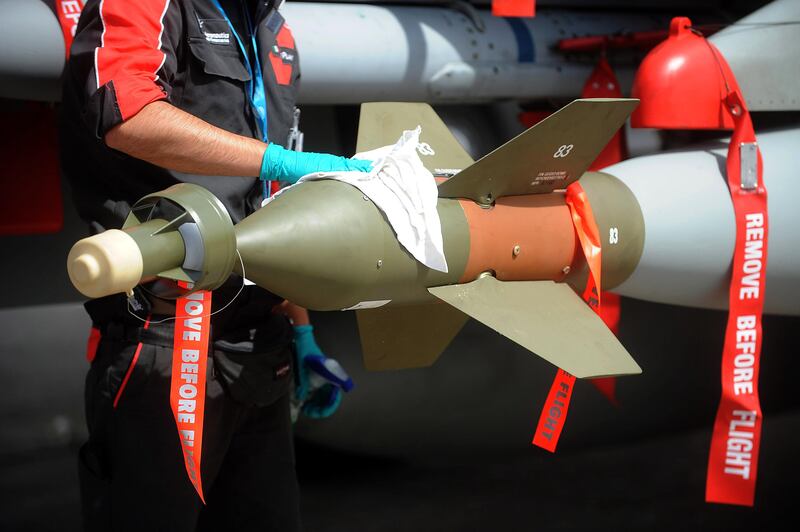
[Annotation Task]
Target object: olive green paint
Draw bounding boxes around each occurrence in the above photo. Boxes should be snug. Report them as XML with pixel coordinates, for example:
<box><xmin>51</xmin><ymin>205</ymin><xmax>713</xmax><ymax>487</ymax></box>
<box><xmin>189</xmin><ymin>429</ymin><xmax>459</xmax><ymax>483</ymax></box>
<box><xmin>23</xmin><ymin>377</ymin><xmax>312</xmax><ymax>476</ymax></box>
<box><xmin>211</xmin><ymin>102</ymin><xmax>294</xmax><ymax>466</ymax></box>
<box><xmin>121</xmin><ymin>219</ymin><xmax>185</xmax><ymax>280</ymax></box>
<box><xmin>429</xmin><ymin>277</ymin><xmax>642</xmax><ymax>378</ymax></box>
<box><xmin>578</xmin><ymin>171</ymin><xmax>646</xmax><ymax>290</ymax></box>
<box><xmin>124</xmin><ymin>183</ymin><xmax>237</xmax><ymax>291</ymax></box>
<box><xmin>356</xmin><ymin>102</ymin><xmax>475</xmax><ymax>172</ymax></box>
<box><xmin>234</xmin><ymin>180</ymin><xmax>471</xmax><ymax>311</ymax></box>
<box><xmin>437</xmin><ymin>99</ymin><xmax>639</xmax><ymax>204</ymax></box>
<box><xmin>356</xmin><ymin>302</ymin><xmax>468</xmax><ymax>371</ymax></box>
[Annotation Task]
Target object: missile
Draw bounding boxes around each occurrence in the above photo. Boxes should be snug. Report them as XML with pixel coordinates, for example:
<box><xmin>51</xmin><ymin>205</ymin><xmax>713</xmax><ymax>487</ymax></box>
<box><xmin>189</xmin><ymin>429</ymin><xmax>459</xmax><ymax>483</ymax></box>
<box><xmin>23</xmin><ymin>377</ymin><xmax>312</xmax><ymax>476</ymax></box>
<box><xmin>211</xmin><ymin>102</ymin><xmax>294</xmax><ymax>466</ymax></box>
<box><xmin>0</xmin><ymin>0</ymin><xmax>65</xmax><ymax>101</ymax></box>
<box><xmin>68</xmin><ymin>98</ymin><xmax>645</xmax><ymax>380</ymax></box>
<box><xmin>709</xmin><ymin>0</ymin><xmax>800</xmax><ymax>112</ymax></box>
<box><xmin>605</xmin><ymin>126</ymin><xmax>800</xmax><ymax>315</ymax></box>
<box><xmin>4</xmin><ymin>2</ymin><xmax>660</xmax><ymax>104</ymax></box>
<box><xmin>67</xmin><ymin>97</ymin><xmax>800</xmax><ymax>380</ymax></box>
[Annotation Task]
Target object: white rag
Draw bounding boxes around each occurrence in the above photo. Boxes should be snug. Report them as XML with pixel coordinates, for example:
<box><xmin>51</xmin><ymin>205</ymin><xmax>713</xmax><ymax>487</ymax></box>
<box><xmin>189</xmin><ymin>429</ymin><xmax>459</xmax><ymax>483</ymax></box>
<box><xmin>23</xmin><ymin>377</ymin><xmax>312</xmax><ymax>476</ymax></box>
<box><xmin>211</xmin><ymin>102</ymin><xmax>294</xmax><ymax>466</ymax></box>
<box><xmin>266</xmin><ymin>127</ymin><xmax>448</xmax><ymax>273</ymax></box>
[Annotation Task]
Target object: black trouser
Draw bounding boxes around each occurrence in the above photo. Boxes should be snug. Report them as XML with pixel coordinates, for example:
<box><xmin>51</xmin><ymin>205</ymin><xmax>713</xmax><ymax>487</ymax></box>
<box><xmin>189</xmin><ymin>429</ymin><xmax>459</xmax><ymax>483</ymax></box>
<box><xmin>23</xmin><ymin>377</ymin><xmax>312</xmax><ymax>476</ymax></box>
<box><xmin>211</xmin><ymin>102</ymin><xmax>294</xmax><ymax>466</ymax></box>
<box><xmin>78</xmin><ymin>301</ymin><xmax>301</xmax><ymax>532</ymax></box>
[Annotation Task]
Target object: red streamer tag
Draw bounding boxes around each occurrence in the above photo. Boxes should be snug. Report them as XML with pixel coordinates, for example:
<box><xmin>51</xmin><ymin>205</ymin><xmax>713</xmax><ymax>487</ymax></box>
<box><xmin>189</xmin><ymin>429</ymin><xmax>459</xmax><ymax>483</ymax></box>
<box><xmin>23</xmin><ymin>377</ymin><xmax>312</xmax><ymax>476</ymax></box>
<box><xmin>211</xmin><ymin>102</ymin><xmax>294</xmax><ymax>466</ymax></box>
<box><xmin>54</xmin><ymin>0</ymin><xmax>85</xmax><ymax>58</ymax></box>
<box><xmin>492</xmin><ymin>0</ymin><xmax>536</xmax><ymax>18</ymax></box>
<box><xmin>706</xmin><ymin>91</ymin><xmax>768</xmax><ymax>507</ymax></box>
<box><xmin>532</xmin><ymin>369</ymin><xmax>575</xmax><ymax>451</ymax></box>
<box><xmin>532</xmin><ymin>182</ymin><xmax>602</xmax><ymax>451</ymax></box>
<box><xmin>583</xmin><ymin>56</ymin><xmax>627</xmax><ymax>171</ymax></box>
<box><xmin>171</xmin><ymin>290</ymin><xmax>212</xmax><ymax>503</ymax></box>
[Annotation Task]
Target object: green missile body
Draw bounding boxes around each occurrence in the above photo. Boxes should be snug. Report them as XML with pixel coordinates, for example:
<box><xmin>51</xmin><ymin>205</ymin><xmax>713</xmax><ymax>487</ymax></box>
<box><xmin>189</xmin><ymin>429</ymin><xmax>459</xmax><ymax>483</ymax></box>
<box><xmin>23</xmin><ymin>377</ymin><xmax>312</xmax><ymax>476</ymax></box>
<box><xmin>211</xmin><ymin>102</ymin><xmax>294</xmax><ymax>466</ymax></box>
<box><xmin>67</xmin><ymin>99</ymin><xmax>644</xmax><ymax>379</ymax></box>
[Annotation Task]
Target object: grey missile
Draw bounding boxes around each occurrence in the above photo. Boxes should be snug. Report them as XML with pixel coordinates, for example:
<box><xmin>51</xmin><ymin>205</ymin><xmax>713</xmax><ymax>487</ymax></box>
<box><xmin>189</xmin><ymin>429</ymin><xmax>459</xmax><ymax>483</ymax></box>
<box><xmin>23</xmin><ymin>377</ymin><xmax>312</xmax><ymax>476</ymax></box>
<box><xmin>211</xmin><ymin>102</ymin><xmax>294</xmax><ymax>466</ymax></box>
<box><xmin>3</xmin><ymin>2</ymin><xmax>659</xmax><ymax>103</ymax></box>
<box><xmin>605</xmin><ymin>127</ymin><xmax>800</xmax><ymax>315</ymax></box>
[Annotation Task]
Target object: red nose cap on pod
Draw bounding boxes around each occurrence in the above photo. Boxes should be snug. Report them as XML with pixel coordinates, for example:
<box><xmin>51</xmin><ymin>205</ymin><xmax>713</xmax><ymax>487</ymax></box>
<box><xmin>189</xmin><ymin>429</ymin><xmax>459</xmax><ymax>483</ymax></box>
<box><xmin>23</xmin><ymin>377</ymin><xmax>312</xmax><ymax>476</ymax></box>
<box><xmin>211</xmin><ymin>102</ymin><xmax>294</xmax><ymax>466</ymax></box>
<box><xmin>631</xmin><ymin>17</ymin><xmax>739</xmax><ymax>130</ymax></box>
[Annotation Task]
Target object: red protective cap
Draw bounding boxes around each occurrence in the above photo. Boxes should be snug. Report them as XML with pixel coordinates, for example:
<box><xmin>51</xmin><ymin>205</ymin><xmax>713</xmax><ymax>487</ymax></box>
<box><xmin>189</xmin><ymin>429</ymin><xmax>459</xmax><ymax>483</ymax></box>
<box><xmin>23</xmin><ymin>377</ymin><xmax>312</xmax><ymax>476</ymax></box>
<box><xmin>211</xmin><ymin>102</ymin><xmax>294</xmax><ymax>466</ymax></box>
<box><xmin>631</xmin><ymin>17</ymin><xmax>739</xmax><ymax>130</ymax></box>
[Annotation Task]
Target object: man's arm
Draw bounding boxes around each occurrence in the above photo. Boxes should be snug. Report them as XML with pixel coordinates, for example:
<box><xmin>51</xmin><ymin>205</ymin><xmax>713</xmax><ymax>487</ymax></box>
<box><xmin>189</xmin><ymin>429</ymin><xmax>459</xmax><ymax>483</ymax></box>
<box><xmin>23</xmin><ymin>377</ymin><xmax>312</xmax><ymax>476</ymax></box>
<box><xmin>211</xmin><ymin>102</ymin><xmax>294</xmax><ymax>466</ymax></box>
<box><xmin>105</xmin><ymin>100</ymin><xmax>372</xmax><ymax>183</ymax></box>
<box><xmin>105</xmin><ymin>101</ymin><xmax>265</xmax><ymax>177</ymax></box>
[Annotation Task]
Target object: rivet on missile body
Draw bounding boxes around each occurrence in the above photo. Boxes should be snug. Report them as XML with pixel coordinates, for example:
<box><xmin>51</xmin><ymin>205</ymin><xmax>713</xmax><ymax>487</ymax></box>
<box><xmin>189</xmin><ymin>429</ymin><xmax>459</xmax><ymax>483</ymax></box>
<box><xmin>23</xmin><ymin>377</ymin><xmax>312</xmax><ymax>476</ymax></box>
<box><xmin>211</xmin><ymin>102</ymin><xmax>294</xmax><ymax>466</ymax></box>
<box><xmin>377</xmin><ymin>259</ymin><xmax>383</xmax><ymax>269</ymax></box>
<box><xmin>562</xmin><ymin>266</ymin><xmax>571</xmax><ymax>275</ymax></box>
<box><xmin>513</xmin><ymin>245</ymin><xmax>521</xmax><ymax>257</ymax></box>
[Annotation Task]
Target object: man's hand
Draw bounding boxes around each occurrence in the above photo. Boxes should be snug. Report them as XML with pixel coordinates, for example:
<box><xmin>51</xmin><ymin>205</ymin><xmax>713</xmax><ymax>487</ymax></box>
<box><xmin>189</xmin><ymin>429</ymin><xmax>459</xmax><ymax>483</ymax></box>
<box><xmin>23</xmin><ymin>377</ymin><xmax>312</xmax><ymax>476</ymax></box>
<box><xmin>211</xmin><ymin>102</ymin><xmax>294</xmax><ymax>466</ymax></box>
<box><xmin>293</xmin><ymin>324</ymin><xmax>354</xmax><ymax>420</ymax></box>
<box><xmin>261</xmin><ymin>143</ymin><xmax>373</xmax><ymax>184</ymax></box>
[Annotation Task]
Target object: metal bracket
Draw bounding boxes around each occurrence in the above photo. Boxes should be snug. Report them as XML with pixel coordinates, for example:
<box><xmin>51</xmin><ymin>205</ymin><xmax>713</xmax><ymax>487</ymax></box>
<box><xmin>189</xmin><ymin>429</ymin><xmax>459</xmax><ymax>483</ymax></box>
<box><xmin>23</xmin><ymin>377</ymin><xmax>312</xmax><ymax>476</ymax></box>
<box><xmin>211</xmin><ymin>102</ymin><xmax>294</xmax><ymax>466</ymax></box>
<box><xmin>287</xmin><ymin>107</ymin><xmax>304</xmax><ymax>152</ymax></box>
<box><xmin>740</xmin><ymin>142</ymin><xmax>758</xmax><ymax>190</ymax></box>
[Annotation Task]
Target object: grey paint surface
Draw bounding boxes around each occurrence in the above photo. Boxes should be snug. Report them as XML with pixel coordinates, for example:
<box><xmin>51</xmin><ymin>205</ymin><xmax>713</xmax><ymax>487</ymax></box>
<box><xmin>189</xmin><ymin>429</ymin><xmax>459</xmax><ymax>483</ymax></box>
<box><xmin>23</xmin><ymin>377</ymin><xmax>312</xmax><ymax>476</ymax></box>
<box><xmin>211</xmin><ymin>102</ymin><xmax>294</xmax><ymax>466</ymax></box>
<box><xmin>710</xmin><ymin>0</ymin><xmax>800</xmax><ymax>111</ymax></box>
<box><xmin>0</xmin><ymin>0</ymin><xmax>64</xmax><ymax>101</ymax></box>
<box><xmin>2</xmin><ymin>2</ymin><xmax>658</xmax><ymax>103</ymax></box>
<box><xmin>0</xmin><ymin>303</ymin><xmax>89</xmax><ymax>455</ymax></box>
<box><xmin>282</xmin><ymin>3</ymin><xmax>653</xmax><ymax>104</ymax></box>
<box><xmin>607</xmin><ymin>128</ymin><xmax>800</xmax><ymax>315</ymax></box>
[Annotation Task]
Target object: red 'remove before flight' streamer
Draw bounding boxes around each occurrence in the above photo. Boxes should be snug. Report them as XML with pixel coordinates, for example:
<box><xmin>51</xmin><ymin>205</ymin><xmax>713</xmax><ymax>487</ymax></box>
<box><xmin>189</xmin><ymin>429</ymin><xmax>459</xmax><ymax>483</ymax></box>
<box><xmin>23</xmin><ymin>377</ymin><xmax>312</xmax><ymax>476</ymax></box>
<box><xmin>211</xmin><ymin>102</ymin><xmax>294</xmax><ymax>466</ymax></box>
<box><xmin>706</xmin><ymin>90</ymin><xmax>768</xmax><ymax>507</ymax></box>
<box><xmin>532</xmin><ymin>182</ymin><xmax>602</xmax><ymax>452</ymax></box>
<box><xmin>171</xmin><ymin>290</ymin><xmax>212</xmax><ymax>503</ymax></box>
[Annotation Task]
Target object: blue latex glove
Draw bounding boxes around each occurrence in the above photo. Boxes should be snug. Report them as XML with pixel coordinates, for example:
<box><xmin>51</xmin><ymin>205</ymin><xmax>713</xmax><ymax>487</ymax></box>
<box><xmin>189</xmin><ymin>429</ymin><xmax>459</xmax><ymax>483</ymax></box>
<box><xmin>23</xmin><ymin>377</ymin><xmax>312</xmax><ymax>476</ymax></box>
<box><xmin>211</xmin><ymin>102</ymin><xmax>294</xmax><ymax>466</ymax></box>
<box><xmin>261</xmin><ymin>143</ymin><xmax>373</xmax><ymax>184</ymax></box>
<box><xmin>293</xmin><ymin>324</ymin><xmax>354</xmax><ymax>419</ymax></box>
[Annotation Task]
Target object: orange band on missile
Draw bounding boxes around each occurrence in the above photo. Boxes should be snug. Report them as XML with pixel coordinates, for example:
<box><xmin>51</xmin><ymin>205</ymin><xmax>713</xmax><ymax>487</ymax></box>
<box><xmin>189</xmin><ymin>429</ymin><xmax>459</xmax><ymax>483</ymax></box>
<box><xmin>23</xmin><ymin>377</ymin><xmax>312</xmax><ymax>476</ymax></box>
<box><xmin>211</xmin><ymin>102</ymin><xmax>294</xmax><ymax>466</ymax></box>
<box><xmin>458</xmin><ymin>194</ymin><xmax>577</xmax><ymax>283</ymax></box>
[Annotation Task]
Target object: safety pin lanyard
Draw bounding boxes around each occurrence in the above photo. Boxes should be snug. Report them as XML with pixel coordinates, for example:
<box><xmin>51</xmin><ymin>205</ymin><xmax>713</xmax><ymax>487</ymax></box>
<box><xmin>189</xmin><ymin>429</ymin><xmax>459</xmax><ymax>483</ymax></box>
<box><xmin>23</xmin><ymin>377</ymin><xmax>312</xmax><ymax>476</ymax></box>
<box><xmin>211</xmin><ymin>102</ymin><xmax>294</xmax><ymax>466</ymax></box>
<box><xmin>209</xmin><ymin>0</ymin><xmax>268</xmax><ymax>141</ymax></box>
<box><xmin>209</xmin><ymin>0</ymin><xmax>273</xmax><ymax>199</ymax></box>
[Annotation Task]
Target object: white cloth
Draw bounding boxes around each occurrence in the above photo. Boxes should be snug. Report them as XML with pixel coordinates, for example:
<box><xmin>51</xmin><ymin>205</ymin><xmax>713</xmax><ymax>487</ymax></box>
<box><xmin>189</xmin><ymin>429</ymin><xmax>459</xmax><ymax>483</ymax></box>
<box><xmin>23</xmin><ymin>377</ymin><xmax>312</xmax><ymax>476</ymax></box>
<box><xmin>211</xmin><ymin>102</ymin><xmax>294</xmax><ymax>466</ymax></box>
<box><xmin>266</xmin><ymin>127</ymin><xmax>449</xmax><ymax>273</ymax></box>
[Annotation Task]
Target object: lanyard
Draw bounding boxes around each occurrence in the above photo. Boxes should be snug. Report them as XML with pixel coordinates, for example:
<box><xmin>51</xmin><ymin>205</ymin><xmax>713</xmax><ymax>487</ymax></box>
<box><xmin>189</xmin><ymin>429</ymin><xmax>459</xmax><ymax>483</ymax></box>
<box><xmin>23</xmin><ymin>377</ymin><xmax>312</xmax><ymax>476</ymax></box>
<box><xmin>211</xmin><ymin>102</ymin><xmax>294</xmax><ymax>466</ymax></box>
<box><xmin>705</xmin><ymin>90</ymin><xmax>768</xmax><ymax>507</ymax></box>
<box><xmin>209</xmin><ymin>0</ymin><xmax>268</xmax><ymax>143</ymax></box>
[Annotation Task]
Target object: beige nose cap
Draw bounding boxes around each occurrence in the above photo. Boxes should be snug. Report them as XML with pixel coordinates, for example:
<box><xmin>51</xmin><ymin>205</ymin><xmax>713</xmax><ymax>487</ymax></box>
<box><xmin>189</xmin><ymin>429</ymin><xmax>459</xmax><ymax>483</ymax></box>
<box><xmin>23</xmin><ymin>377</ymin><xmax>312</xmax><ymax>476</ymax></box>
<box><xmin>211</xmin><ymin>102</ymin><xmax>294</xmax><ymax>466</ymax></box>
<box><xmin>67</xmin><ymin>229</ymin><xmax>144</xmax><ymax>298</ymax></box>
<box><xmin>72</xmin><ymin>253</ymin><xmax>101</xmax><ymax>284</ymax></box>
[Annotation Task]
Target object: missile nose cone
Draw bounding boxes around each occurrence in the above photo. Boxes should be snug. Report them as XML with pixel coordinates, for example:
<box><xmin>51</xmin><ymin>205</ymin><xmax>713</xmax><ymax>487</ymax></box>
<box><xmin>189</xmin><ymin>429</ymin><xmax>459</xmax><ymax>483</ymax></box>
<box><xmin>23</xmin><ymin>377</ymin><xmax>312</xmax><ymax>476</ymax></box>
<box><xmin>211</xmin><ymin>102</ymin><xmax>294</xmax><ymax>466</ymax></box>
<box><xmin>235</xmin><ymin>181</ymin><xmax>385</xmax><ymax>310</ymax></box>
<box><xmin>67</xmin><ymin>229</ymin><xmax>144</xmax><ymax>298</ymax></box>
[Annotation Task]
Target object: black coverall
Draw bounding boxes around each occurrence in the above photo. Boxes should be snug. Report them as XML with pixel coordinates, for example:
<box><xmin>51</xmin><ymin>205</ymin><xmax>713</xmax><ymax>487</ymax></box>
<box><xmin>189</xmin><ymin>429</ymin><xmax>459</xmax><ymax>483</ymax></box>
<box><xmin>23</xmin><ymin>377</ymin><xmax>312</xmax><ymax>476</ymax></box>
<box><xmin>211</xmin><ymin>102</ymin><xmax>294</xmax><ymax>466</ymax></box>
<box><xmin>59</xmin><ymin>1</ymin><xmax>303</xmax><ymax>530</ymax></box>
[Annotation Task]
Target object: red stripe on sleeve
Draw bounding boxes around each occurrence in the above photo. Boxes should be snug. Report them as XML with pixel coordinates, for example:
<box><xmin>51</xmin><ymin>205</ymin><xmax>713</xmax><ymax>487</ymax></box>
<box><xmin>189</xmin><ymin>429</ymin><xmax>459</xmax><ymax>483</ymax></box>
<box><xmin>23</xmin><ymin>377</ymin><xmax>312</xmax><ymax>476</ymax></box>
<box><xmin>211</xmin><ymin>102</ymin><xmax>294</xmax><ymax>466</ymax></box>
<box><xmin>95</xmin><ymin>0</ymin><xmax>171</xmax><ymax>120</ymax></box>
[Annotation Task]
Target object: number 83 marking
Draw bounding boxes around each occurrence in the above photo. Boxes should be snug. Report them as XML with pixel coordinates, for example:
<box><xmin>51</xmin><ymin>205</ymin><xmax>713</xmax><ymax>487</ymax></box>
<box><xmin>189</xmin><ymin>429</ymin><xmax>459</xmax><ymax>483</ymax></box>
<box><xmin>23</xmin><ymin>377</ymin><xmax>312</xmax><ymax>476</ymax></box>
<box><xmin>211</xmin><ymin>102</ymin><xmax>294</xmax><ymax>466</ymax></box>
<box><xmin>553</xmin><ymin>144</ymin><xmax>574</xmax><ymax>158</ymax></box>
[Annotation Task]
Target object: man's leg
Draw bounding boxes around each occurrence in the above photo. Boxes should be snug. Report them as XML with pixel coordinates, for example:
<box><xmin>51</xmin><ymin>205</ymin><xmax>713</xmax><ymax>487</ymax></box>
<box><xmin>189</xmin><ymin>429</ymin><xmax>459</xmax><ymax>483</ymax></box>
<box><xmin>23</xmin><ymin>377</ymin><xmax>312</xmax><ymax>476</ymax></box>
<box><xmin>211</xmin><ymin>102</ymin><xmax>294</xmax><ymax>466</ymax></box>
<box><xmin>197</xmin><ymin>392</ymin><xmax>302</xmax><ymax>532</ymax></box>
<box><xmin>79</xmin><ymin>330</ymin><xmax>240</xmax><ymax>532</ymax></box>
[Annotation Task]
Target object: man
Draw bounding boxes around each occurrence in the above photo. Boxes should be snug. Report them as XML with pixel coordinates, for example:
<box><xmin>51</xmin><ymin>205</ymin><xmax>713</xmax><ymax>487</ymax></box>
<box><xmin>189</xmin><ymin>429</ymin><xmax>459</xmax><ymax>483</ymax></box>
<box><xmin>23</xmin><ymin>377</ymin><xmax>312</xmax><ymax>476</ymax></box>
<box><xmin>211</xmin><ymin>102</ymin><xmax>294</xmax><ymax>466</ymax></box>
<box><xmin>59</xmin><ymin>1</ymin><xmax>368</xmax><ymax>530</ymax></box>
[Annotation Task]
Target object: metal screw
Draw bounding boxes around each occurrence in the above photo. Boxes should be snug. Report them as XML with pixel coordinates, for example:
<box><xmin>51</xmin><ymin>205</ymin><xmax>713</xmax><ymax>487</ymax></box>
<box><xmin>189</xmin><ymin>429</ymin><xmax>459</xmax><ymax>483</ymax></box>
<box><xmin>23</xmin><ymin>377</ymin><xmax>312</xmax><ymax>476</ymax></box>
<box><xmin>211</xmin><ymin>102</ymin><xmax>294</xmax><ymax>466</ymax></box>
<box><xmin>513</xmin><ymin>245</ymin><xmax>521</xmax><ymax>256</ymax></box>
<box><xmin>362</xmin><ymin>195</ymin><xmax>369</xmax><ymax>201</ymax></box>
<box><xmin>377</xmin><ymin>259</ymin><xmax>383</xmax><ymax>269</ymax></box>
<box><xmin>562</xmin><ymin>266</ymin><xmax>571</xmax><ymax>275</ymax></box>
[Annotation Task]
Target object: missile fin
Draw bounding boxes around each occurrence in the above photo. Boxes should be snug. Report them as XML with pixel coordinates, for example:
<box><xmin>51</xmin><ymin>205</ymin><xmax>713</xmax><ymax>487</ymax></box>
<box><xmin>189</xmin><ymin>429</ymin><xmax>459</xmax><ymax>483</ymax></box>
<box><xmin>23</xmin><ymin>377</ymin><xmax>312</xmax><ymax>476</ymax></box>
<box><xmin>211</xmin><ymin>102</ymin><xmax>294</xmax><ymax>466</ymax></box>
<box><xmin>436</xmin><ymin>98</ymin><xmax>639</xmax><ymax>203</ymax></box>
<box><xmin>356</xmin><ymin>303</ymin><xmax>469</xmax><ymax>371</ymax></box>
<box><xmin>356</xmin><ymin>102</ymin><xmax>474</xmax><ymax>174</ymax></box>
<box><xmin>428</xmin><ymin>276</ymin><xmax>641</xmax><ymax>378</ymax></box>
